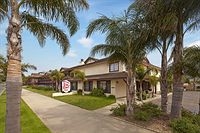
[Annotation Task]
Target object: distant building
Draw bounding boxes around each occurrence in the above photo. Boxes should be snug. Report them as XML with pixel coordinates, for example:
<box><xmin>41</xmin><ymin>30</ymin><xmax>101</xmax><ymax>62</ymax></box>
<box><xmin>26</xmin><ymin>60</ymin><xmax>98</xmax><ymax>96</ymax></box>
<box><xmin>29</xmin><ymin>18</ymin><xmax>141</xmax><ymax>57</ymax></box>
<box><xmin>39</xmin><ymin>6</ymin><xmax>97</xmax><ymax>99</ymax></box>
<box><xmin>61</xmin><ymin>57</ymin><xmax>161</xmax><ymax>98</ymax></box>
<box><xmin>26</xmin><ymin>72</ymin><xmax>54</xmax><ymax>87</ymax></box>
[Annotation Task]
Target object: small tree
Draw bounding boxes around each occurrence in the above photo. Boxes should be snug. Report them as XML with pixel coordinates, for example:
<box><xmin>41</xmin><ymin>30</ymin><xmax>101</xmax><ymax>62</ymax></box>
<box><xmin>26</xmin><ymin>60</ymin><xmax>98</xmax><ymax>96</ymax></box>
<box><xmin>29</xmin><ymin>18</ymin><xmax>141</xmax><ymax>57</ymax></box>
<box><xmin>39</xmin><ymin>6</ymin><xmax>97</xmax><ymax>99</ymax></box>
<box><xmin>50</xmin><ymin>70</ymin><xmax>65</xmax><ymax>92</ymax></box>
<box><xmin>136</xmin><ymin>65</ymin><xmax>151</xmax><ymax>102</ymax></box>
<box><xmin>71</xmin><ymin>70</ymin><xmax>86</xmax><ymax>95</ymax></box>
<box><xmin>149</xmin><ymin>75</ymin><xmax>159</xmax><ymax>97</ymax></box>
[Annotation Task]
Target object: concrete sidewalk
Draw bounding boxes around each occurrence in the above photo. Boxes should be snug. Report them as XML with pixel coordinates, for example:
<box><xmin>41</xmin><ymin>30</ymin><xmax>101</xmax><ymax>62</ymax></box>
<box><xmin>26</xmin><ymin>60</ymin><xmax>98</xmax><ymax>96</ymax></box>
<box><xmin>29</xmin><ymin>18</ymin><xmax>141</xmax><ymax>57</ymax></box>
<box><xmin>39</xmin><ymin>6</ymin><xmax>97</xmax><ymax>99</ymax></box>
<box><xmin>21</xmin><ymin>89</ymin><xmax>154</xmax><ymax>133</ymax></box>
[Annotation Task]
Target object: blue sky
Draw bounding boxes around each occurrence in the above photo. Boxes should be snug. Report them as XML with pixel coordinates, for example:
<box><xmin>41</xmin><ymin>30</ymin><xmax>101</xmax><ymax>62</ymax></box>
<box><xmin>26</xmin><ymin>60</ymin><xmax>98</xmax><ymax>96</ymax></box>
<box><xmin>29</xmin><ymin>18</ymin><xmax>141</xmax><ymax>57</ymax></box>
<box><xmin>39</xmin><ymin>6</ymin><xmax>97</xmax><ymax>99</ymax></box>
<box><xmin>0</xmin><ymin>0</ymin><xmax>200</xmax><ymax>75</ymax></box>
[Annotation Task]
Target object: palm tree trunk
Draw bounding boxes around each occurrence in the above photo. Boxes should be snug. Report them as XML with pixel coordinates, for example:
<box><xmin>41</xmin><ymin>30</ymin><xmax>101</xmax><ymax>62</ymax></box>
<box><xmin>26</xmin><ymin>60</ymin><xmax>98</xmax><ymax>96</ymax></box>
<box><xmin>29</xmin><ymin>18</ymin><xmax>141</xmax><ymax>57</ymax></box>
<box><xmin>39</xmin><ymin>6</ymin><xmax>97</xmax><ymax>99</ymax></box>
<box><xmin>193</xmin><ymin>78</ymin><xmax>196</xmax><ymax>91</ymax></box>
<box><xmin>199</xmin><ymin>96</ymin><xmax>200</xmax><ymax>115</ymax></box>
<box><xmin>139</xmin><ymin>81</ymin><xmax>143</xmax><ymax>102</ymax></box>
<box><xmin>58</xmin><ymin>81</ymin><xmax>61</xmax><ymax>92</ymax></box>
<box><xmin>82</xmin><ymin>81</ymin><xmax>85</xmax><ymax>95</ymax></box>
<box><xmin>126</xmin><ymin>68</ymin><xmax>135</xmax><ymax>116</ymax></box>
<box><xmin>6</xmin><ymin>1</ymin><xmax>22</xmax><ymax>132</ymax></box>
<box><xmin>161</xmin><ymin>39</ymin><xmax>168</xmax><ymax>113</ymax></box>
<box><xmin>152</xmin><ymin>85</ymin><xmax>155</xmax><ymax>97</ymax></box>
<box><xmin>171</xmin><ymin>18</ymin><xmax>184</xmax><ymax>119</ymax></box>
<box><xmin>55</xmin><ymin>81</ymin><xmax>58</xmax><ymax>91</ymax></box>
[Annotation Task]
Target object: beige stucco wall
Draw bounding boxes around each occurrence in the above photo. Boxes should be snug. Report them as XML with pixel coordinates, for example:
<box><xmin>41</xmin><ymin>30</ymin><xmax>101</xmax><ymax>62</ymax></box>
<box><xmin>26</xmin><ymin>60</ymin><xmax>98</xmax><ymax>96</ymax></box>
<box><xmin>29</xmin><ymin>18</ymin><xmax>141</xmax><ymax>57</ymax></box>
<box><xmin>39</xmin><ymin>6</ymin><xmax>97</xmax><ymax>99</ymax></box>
<box><xmin>93</xmin><ymin>80</ymin><xmax>97</xmax><ymax>88</ymax></box>
<box><xmin>78</xmin><ymin>81</ymin><xmax>83</xmax><ymax>90</ymax></box>
<box><xmin>75</xmin><ymin>61</ymin><xmax>128</xmax><ymax>76</ymax></box>
<box><xmin>115</xmin><ymin>79</ymin><xmax>126</xmax><ymax>98</ymax></box>
<box><xmin>76</xmin><ymin>62</ymin><xmax>110</xmax><ymax>75</ymax></box>
<box><xmin>156</xmin><ymin>81</ymin><xmax>161</xmax><ymax>93</ymax></box>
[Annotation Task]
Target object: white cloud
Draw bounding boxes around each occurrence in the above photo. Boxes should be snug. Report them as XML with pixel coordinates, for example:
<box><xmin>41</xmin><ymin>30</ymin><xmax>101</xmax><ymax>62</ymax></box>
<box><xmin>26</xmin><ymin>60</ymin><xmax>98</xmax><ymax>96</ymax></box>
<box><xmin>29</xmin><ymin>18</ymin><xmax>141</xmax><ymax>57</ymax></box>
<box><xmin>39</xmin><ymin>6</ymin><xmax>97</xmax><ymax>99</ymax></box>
<box><xmin>67</xmin><ymin>50</ymin><xmax>77</xmax><ymax>57</ymax></box>
<box><xmin>188</xmin><ymin>40</ymin><xmax>200</xmax><ymax>47</ymax></box>
<box><xmin>77</xmin><ymin>37</ymin><xmax>94</xmax><ymax>48</ymax></box>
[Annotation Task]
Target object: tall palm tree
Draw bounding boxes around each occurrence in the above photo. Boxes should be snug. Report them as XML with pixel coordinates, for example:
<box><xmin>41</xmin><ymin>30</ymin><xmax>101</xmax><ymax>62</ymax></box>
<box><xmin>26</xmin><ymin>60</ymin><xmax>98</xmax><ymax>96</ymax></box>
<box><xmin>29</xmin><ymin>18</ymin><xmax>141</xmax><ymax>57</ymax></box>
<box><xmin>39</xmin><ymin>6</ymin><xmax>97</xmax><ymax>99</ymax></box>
<box><xmin>135</xmin><ymin>65</ymin><xmax>151</xmax><ymax>102</ymax></box>
<box><xmin>168</xmin><ymin>0</ymin><xmax>200</xmax><ymax>118</ymax></box>
<box><xmin>50</xmin><ymin>69</ymin><xmax>65</xmax><ymax>92</ymax></box>
<box><xmin>86</xmin><ymin>11</ymin><xmax>151</xmax><ymax>116</ymax></box>
<box><xmin>0</xmin><ymin>0</ymin><xmax>89</xmax><ymax>132</ymax></box>
<box><xmin>70</xmin><ymin>70</ymin><xmax>86</xmax><ymax>95</ymax></box>
<box><xmin>133</xmin><ymin>0</ymin><xmax>200</xmax><ymax>118</ymax></box>
<box><xmin>131</xmin><ymin>0</ymin><xmax>176</xmax><ymax>113</ymax></box>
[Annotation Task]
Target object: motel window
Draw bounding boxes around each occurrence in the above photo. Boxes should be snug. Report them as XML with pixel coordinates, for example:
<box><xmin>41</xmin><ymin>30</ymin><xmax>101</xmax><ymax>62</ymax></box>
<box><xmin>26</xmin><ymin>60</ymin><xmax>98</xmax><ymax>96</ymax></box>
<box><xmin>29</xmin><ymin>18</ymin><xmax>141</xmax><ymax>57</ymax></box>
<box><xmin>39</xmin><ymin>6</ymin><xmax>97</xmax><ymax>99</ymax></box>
<box><xmin>97</xmin><ymin>80</ymin><xmax>111</xmax><ymax>93</ymax></box>
<box><xmin>109</xmin><ymin>62</ymin><xmax>119</xmax><ymax>72</ymax></box>
<box><xmin>71</xmin><ymin>82</ymin><xmax>77</xmax><ymax>91</ymax></box>
<box><xmin>84</xmin><ymin>81</ymin><xmax>93</xmax><ymax>91</ymax></box>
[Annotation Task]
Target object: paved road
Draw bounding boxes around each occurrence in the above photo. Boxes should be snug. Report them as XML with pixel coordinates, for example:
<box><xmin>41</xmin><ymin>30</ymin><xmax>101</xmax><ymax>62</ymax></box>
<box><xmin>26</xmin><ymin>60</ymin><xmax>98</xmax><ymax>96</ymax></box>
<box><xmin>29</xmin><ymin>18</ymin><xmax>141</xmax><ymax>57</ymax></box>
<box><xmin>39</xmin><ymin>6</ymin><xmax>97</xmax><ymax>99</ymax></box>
<box><xmin>21</xmin><ymin>89</ymin><xmax>154</xmax><ymax>133</ymax></box>
<box><xmin>152</xmin><ymin>91</ymin><xmax>200</xmax><ymax>113</ymax></box>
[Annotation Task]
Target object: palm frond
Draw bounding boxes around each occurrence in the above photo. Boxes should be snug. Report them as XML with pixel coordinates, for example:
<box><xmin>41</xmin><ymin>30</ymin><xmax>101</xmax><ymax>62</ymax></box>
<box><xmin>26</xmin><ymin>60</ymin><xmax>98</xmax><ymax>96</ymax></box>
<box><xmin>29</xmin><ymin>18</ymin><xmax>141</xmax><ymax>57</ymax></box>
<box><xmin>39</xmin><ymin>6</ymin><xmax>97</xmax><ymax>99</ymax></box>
<box><xmin>21</xmin><ymin>0</ymin><xmax>88</xmax><ymax>36</ymax></box>
<box><xmin>184</xmin><ymin>18</ymin><xmax>200</xmax><ymax>35</ymax></box>
<box><xmin>21</xmin><ymin>13</ymin><xmax>70</xmax><ymax>55</ymax></box>
<box><xmin>70</xmin><ymin>70</ymin><xmax>86</xmax><ymax>81</ymax></box>
<box><xmin>90</xmin><ymin>44</ymin><xmax>126</xmax><ymax>58</ymax></box>
<box><xmin>0</xmin><ymin>0</ymin><xmax>9</xmax><ymax>22</ymax></box>
<box><xmin>21</xmin><ymin>63</ymin><xmax>37</xmax><ymax>72</ymax></box>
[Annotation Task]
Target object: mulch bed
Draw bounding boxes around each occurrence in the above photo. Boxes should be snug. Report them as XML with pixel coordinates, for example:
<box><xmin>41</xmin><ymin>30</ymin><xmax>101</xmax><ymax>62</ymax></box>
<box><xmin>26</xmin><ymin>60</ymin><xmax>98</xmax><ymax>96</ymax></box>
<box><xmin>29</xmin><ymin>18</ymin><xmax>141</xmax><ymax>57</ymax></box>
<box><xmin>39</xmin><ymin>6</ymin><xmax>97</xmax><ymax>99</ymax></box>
<box><xmin>115</xmin><ymin>114</ymin><xmax>172</xmax><ymax>133</ymax></box>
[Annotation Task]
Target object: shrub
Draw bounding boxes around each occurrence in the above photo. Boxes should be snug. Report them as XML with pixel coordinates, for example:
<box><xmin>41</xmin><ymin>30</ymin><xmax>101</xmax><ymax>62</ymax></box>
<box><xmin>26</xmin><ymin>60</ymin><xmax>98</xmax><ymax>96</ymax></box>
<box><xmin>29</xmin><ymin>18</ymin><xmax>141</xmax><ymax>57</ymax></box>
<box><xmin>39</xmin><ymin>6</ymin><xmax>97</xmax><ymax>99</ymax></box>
<box><xmin>107</xmin><ymin>95</ymin><xmax>115</xmax><ymax>99</ymax></box>
<box><xmin>141</xmin><ymin>103</ymin><xmax>162</xmax><ymax>117</ymax></box>
<box><xmin>90</xmin><ymin>88</ymin><xmax>105</xmax><ymax>97</ymax></box>
<box><xmin>77</xmin><ymin>89</ymin><xmax>82</xmax><ymax>95</ymax></box>
<box><xmin>170</xmin><ymin>118</ymin><xmax>200</xmax><ymax>133</ymax></box>
<box><xmin>193</xmin><ymin>115</ymin><xmax>200</xmax><ymax>126</ymax></box>
<box><xmin>181</xmin><ymin>108</ymin><xmax>195</xmax><ymax>118</ymax></box>
<box><xmin>134</xmin><ymin>103</ymin><xmax>162</xmax><ymax>121</ymax></box>
<box><xmin>110</xmin><ymin>104</ymin><xmax>126</xmax><ymax>116</ymax></box>
<box><xmin>134</xmin><ymin>111</ymin><xmax>151</xmax><ymax>121</ymax></box>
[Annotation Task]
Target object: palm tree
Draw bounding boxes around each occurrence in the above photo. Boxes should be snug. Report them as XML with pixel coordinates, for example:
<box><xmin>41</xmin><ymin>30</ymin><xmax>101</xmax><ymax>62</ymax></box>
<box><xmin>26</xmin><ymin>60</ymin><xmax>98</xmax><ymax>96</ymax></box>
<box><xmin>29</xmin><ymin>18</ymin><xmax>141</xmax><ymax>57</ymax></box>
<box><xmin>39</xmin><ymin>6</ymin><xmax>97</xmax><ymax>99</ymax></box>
<box><xmin>168</xmin><ymin>0</ymin><xmax>200</xmax><ymax>118</ymax></box>
<box><xmin>182</xmin><ymin>46</ymin><xmax>200</xmax><ymax>114</ymax></box>
<box><xmin>70</xmin><ymin>70</ymin><xmax>86</xmax><ymax>95</ymax></box>
<box><xmin>135</xmin><ymin>65</ymin><xmax>151</xmax><ymax>102</ymax></box>
<box><xmin>86</xmin><ymin>11</ymin><xmax>151</xmax><ymax>116</ymax></box>
<box><xmin>50</xmin><ymin>69</ymin><xmax>65</xmax><ymax>92</ymax></box>
<box><xmin>0</xmin><ymin>55</ymin><xmax>37</xmax><ymax>82</ymax></box>
<box><xmin>183</xmin><ymin>46</ymin><xmax>200</xmax><ymax>90</ymax></box>
<box><xmin>133</xmin><ymin>0</ymin><xmax>200</xmax><ymax>118</ymax></box>
<box><xmin>21</xmin><ymin>63</ymin><xmax>37</xmax><ymax>84</ymax></box>
<box><xmin>149</xmin><ymin>74</ymin><xmax>159</xmax><ymax>97</ymax></box>
<box><xmin>0</xmin><ymin>0</ymin><xmax>89</xmax><ymax>132</ymax></box>
<box><xmin>131</xmin><ymin>0</ymin><xmax>176</xmax><ymax>113</ymax></box>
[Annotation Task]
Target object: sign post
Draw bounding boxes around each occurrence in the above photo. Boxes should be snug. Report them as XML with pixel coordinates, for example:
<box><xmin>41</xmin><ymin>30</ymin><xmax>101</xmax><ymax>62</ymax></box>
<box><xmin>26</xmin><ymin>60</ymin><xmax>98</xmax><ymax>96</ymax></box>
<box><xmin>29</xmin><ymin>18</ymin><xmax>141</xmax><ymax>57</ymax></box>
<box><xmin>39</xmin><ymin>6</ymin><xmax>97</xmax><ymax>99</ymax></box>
<box><xmin>62</xmin><ymin>80</ymin><xmax>71</xmax><ymax>93</ymax></box>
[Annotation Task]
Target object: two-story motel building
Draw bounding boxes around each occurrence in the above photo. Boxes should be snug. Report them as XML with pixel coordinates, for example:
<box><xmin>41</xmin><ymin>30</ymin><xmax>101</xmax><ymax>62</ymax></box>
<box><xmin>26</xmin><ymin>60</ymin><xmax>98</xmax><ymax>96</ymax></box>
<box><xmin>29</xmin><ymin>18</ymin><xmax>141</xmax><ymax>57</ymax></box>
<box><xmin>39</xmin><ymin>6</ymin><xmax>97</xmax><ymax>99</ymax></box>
<box><xmin>60</xmin><ymin>57</ymin><xmax>161</xmax><ymax>98</ymax></box>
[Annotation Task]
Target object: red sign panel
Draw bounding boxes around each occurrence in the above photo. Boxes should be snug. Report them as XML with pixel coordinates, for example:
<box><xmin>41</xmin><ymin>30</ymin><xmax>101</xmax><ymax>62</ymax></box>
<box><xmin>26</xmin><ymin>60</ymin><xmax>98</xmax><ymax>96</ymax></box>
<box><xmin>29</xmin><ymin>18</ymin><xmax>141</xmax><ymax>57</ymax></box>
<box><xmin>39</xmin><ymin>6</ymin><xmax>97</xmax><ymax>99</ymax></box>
<box><xmin>62</xmin><ymin>80</ymin><xmax>71</xmax><ymax>93</ymax></box>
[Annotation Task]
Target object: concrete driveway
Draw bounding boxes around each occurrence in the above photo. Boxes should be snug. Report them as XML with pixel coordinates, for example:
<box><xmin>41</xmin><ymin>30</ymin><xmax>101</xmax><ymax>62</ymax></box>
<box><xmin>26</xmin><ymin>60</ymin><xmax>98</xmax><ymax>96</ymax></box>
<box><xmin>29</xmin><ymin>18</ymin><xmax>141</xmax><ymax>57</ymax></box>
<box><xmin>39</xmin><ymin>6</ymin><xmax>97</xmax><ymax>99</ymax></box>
<box><xmin>22</xmin><ymin>89</ymin><xmax>154</xmax><ymax>133</ymax></box>
<box><xmin>151</xmin><ymin>91</ymin><xmax>200</xmax><ymax>113</ymax></box>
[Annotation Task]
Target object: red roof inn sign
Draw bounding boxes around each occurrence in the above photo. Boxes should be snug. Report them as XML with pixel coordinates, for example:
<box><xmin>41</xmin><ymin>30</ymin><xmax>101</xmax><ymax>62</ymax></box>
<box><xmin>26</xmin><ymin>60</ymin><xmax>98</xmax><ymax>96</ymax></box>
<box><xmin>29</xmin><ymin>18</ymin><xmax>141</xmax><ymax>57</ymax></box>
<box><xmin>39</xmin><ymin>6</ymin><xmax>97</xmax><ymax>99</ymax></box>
<box><xmin>62</xmin><ymin>80</ymin><xmax>71</xmax><ymax>93</ymax></box>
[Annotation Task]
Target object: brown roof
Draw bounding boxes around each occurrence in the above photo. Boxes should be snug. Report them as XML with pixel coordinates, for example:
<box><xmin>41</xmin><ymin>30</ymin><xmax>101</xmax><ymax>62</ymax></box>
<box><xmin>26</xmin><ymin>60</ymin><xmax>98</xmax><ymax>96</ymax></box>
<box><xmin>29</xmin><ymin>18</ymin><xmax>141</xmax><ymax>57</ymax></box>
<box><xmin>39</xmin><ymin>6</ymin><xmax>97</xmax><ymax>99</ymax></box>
<box><xmin>62</xmin><ymin>57</ymin><xmax>110</xmax><ymax>72</ymax></box>
<box><xmin>86</xmin><ymin>72</ymin><xmax>127</xmax><ymax>80</ymax></box>
<box><xmin>84</xmin><ymin>57</ymin><xmax>99</xmax><ymax>64</ymax></box>
<box><xmin>61</xmin><ymin>57</ymin><xmax>160</xmax><ymax>72</ymax></box>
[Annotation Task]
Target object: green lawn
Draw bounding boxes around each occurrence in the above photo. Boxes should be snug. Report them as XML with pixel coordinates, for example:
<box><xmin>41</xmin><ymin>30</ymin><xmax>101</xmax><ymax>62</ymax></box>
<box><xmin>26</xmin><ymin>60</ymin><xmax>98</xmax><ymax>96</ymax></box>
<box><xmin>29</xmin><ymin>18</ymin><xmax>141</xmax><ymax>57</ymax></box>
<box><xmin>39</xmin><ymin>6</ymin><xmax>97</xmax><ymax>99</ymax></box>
<box><xmin>0</xmin><ymin>93</ymin><xmax>51</xmax><ymax>133</ymax></box>
<box><xmin>25</xmin><ymin>86</ymin><xmax>55</xmax><ymax>97</ymax></box>
<box><xmin>25</xmin><ymin>86</ymin><xmax>116</xmax><ymax>110</ymax></box>
<box><xmin>55</xmin><ymin>95</ymin><xmax>116</xmax><ymax>110</ymax></box>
